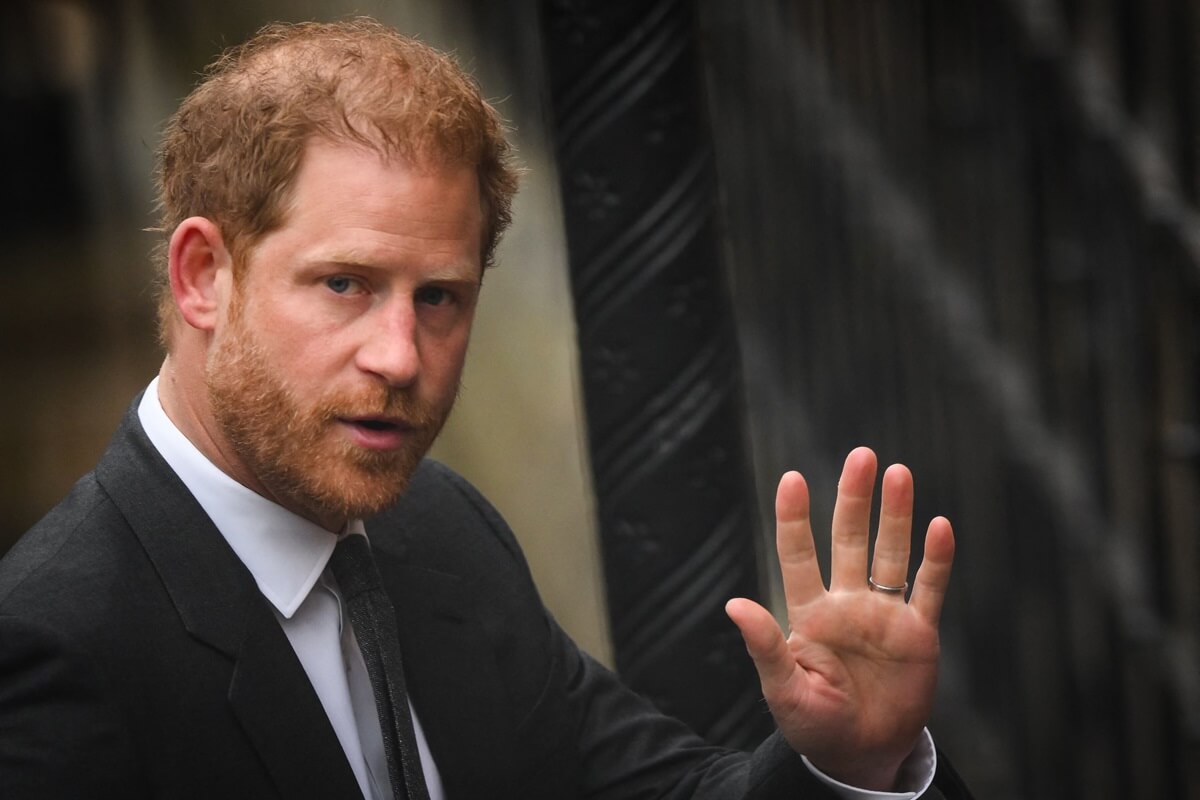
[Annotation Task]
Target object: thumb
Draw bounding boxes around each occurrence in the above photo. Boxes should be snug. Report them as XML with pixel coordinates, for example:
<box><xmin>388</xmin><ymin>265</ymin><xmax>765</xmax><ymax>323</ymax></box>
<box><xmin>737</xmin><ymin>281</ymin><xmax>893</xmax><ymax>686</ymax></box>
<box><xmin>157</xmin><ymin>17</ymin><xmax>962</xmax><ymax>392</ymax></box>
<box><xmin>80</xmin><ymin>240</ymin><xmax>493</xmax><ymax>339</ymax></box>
<box><xmin>725</xmin><ymin>597</ymin><xmax>796</xmax><ymax>694</ymax></box>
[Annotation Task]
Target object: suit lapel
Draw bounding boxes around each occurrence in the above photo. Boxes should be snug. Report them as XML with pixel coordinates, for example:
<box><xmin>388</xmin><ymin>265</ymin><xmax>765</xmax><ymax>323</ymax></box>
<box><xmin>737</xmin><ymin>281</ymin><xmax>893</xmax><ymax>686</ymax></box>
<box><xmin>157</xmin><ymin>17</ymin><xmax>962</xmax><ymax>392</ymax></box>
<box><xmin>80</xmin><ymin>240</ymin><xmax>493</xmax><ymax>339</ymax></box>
<box><xmin>228</xmin><ymin>610</ymin><xmax>363</xmax><ymax>798</ymax></box>
<box><xmin>372</xmin><ymin>536</ymin><xmax>518</xmax><ymax>799</ymax></box>
<box><xmin>95</xmin><ymin>404</ymin><xmax>362</xmax><ymax>798</ymax></box>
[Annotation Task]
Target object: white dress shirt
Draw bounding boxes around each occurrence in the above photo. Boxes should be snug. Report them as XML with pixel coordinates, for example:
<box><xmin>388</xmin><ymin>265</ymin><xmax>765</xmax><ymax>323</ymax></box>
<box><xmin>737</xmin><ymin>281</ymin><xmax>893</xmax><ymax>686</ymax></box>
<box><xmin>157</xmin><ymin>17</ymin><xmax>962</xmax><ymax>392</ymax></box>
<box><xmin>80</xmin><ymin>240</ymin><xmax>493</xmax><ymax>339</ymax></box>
<box><xmin>138</xmin><ymin>378</ymin><xmax>933</xmax><ymax>798</ymax></box>
<box><xmin>138</xmin><ymin>379</ymin><xmax>444</xmax><ymax>800</ymax></box>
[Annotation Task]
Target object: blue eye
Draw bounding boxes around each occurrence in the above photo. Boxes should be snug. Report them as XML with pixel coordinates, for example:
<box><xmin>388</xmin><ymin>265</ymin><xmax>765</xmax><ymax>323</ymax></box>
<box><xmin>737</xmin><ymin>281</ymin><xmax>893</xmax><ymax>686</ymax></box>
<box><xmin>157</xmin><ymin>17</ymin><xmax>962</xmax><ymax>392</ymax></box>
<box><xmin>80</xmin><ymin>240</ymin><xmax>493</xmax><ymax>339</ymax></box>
<box><xmin>416</xmin><ymin>286</ymin><xmax>451</xmax><ymax>306</ymax></box>
<box><xmin>326</xmin><ymin>276</ymin><xmax>354</xmax><ymax>294</ymax></box>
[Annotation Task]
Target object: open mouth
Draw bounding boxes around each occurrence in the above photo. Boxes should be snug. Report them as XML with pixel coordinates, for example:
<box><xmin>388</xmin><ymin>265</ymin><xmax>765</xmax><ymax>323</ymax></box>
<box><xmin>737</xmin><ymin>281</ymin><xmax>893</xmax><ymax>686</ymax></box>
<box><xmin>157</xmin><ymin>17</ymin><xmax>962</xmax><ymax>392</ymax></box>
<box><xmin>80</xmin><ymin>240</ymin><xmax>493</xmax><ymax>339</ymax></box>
<box><xmin>355</xmin><ymin>419</ymin><xmax>399</xmax><ymax>432</ymax></box>
<box><xmin>338</xmin><ymin>417</ymin><xmax>412</xmax><ymax>450</ymax></box>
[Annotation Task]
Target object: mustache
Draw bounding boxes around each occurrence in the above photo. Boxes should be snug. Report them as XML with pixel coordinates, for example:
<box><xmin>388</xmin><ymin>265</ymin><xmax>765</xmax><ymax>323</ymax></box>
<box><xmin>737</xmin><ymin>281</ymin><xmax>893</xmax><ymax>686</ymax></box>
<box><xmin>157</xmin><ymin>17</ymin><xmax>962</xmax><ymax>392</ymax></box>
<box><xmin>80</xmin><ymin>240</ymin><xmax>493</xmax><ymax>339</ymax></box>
<box><xmin>312</xmin><ymin>385</ymin><xmax>444</xmax><ymax>426</ymax></box>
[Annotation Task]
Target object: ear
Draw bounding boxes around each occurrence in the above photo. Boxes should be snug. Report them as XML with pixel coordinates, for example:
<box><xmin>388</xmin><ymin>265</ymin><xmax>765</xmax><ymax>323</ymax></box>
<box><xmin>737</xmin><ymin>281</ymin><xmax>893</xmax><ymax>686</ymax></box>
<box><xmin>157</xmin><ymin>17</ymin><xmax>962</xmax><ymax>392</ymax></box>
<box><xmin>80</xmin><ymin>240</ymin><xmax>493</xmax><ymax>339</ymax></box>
<box><xmin>168</xmin><ymin>217</ymin><xmax>234</xmax><ymax>332</ymax></box>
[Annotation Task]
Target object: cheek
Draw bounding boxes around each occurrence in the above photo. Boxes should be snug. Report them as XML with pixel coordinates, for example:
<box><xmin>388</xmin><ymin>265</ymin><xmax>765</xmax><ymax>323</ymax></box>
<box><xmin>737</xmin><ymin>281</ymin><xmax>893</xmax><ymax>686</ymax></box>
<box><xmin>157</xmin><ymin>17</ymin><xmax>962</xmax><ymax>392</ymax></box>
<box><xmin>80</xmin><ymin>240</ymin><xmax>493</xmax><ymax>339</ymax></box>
<box><xmin>252</xmin><ymin>325</ymin><xmax>344</xmax><ymax>387</ymax></box>
<box><xmin>262</xmin><ymin>300</ymin><xmax>349</xmax><ymax>353</ymax></box>
<box><xmin>426</xmin><ymin>330</ymin><xmax>472</xmax><ymax>384</ymax></box>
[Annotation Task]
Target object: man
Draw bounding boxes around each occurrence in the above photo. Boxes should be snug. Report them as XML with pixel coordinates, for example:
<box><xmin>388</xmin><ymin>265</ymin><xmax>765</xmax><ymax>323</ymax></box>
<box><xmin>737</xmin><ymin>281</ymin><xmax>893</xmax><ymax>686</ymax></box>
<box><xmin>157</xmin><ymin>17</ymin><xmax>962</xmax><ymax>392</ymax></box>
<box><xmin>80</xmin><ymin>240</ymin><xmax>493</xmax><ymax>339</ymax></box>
<box><xmin>0</xmin><ymin>18</ymin><xmax>970</xmax><ymax>799</ymax></box>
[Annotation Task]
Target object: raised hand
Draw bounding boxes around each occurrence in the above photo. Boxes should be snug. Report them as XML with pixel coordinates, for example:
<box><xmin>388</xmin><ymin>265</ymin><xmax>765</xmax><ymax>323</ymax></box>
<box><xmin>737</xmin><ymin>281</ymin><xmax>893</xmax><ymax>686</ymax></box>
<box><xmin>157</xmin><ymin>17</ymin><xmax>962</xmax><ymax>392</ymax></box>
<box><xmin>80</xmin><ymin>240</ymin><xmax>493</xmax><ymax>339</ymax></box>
<box><xmin>725</xmin><ymin>447</ymin><xmax>955</xmax><ymax>791</ymax></box>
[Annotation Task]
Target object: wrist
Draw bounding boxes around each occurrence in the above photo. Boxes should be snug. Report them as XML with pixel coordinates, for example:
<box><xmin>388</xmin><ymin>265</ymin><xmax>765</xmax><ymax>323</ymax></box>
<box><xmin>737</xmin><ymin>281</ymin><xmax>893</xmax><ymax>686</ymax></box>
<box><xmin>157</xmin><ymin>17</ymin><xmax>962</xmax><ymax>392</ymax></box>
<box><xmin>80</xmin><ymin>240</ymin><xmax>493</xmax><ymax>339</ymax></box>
<box><xmin>800</xmin><ymin>729</ymin><xmax>937</xmax><ymax>798</ymax></box>
<box><xmin>807</xmin><ymin>758</ymin><xmax>903</xmax><ymax>793</ymax></box>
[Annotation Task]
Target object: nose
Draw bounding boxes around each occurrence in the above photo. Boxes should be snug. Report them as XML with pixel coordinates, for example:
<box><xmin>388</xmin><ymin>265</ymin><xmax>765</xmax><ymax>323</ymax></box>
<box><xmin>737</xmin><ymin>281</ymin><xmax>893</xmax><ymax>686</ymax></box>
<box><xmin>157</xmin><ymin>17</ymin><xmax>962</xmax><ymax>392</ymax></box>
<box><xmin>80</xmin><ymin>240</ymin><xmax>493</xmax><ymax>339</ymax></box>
<box><xmin>355</xmin><ymin>300</ymin><xmax>420</xmax><ymax>387</ymax></box>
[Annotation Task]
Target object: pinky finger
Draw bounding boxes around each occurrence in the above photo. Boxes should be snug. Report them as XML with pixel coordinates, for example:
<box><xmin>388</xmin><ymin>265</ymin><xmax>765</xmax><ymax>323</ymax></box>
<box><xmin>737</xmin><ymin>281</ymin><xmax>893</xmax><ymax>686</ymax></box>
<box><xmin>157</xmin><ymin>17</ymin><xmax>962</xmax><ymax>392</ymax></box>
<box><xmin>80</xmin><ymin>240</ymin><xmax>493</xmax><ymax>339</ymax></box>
<box><xmin>909</xmin><ymin>516</ymin><xmax>955</xmax><ymax>624</ymax></box>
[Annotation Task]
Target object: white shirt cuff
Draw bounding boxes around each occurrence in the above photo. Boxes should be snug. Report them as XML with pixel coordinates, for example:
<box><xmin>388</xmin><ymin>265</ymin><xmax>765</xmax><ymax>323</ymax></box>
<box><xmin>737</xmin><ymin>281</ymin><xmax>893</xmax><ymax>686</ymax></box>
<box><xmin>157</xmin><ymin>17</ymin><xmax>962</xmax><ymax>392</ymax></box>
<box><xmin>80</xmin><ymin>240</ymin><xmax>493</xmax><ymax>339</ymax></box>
<box><xmin>799</xmin><ymin>728</ymin><xmax>937</xmax><ymax>799</ymax></box>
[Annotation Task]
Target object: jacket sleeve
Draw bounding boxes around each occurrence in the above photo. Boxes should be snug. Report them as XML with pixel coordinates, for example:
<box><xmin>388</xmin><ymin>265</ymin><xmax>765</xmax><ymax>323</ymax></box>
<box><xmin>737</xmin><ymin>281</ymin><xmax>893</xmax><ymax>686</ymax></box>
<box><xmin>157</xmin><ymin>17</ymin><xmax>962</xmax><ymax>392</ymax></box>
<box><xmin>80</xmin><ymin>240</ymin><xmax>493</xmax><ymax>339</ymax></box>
<box><xmin>410</xmin><ymin>460</ymin><xmax>970</xmax><ymax>800</ymax></box>
<box><xmin>546</xmin><ymin>610</ymin><xmax>841</xmax><ymax>800</ymax></box>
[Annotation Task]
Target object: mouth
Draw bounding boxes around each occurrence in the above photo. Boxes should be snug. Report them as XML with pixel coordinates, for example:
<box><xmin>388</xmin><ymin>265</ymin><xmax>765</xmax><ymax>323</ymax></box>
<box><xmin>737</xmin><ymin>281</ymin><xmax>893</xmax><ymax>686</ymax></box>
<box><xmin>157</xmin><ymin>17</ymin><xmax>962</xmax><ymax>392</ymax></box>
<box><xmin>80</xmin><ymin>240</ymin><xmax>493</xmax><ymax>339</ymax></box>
<box><xmin>354</xmin><ymin>418</ymin><xmax>402</xmax><ymax>431</ymax></box>
<box><xmin>341</xmin><ymin>413</ymin><xmax>412</xmax><ymax>429</ymax></box>
<box><xmin>338</xmin><ymin>416</ymin><xmax>414</xmax><ymax>449</ymax></box>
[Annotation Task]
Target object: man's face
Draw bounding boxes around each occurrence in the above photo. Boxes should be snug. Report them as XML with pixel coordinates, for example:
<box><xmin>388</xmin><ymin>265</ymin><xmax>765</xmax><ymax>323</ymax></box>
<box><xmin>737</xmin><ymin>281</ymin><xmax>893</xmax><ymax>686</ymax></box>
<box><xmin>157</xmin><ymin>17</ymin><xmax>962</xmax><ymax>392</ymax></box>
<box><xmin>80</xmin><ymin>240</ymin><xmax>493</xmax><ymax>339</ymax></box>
<box><xmin>205</xmin><ymin>140</ymin><xmax>483</xmax><ymax>528</ymax></box>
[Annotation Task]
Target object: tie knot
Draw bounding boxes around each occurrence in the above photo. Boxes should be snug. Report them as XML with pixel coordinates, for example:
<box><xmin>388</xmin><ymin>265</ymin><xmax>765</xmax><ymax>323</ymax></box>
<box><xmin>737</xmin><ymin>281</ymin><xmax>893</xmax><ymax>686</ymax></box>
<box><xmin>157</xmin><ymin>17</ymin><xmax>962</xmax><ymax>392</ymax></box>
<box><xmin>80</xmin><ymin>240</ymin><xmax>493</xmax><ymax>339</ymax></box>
<box><xmin>330</xmin><ymin>533</ymin><xmax>381</xmax><ymax>600</ymax></box>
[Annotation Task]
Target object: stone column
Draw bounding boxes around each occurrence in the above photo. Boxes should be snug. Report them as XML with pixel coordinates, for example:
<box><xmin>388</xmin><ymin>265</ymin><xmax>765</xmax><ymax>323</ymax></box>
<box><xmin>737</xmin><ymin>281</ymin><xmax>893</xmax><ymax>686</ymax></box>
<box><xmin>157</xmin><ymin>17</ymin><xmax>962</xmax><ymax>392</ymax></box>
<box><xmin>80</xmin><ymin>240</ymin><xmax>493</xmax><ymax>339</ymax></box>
<box><xmin>538</xmin><ymin>0</ymin><xmax>770</xmax><ymax>747</ymax></box>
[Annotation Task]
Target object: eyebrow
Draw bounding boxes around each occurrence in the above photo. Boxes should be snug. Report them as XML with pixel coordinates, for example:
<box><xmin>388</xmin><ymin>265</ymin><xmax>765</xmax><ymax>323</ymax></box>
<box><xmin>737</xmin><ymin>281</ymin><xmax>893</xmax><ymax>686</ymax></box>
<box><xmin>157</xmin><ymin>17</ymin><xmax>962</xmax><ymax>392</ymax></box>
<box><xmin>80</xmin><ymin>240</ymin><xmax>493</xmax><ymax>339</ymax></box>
<box><xmin>307</xmin><ymin>250</ymin><xmax>481</xmax><ymax>280</ymax></box>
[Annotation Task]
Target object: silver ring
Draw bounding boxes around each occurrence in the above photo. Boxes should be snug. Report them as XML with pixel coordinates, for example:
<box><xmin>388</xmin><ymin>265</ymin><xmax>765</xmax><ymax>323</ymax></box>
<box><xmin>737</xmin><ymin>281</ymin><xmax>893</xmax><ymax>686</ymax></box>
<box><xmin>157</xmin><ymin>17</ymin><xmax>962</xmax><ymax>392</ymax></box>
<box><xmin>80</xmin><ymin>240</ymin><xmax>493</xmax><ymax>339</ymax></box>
<box><xmin>868</xmin><ymin>576</ymin><xmax>908</xmax><ymax>595</ymax></box>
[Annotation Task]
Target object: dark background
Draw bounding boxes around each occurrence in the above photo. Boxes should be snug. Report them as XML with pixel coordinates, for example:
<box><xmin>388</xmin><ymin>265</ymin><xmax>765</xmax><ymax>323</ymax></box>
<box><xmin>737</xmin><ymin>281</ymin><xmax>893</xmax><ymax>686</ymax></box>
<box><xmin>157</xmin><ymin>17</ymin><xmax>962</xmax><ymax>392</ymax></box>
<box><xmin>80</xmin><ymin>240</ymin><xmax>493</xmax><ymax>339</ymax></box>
<box><xmin>3</xmin><ymin>1</ymin><xmax>1198</xmax><ymax>797</ymax></box>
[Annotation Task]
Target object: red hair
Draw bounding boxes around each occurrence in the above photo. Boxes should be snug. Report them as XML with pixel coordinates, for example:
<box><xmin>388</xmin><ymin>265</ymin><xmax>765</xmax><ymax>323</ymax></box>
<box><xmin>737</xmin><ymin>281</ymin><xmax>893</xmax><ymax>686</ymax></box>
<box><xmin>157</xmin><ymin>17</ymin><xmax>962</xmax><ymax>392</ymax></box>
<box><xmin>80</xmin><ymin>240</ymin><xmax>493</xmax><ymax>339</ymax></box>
<box><xmin>153</xmin><ymin>18</ymin><xmax>519</xmax><ymax>345</ymax></box>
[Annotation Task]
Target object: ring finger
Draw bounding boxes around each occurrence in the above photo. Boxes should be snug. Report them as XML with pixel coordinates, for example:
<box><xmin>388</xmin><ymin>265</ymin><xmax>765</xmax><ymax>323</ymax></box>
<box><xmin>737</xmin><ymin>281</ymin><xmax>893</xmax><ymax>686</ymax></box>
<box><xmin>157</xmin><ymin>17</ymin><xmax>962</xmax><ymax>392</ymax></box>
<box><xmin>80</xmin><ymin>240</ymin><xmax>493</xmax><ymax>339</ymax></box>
<box><xmin>869</xmin><ymin>463</ymin><xmax>914</xmax><ymax>596</ymax></box>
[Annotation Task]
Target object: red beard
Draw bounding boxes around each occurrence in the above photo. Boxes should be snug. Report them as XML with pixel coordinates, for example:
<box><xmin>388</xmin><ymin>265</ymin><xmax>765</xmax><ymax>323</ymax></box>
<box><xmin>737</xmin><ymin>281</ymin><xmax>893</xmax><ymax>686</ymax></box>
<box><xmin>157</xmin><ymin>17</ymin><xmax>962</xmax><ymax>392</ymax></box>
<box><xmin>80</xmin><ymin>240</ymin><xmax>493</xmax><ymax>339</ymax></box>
<box><xmin>206</xmin><ymin>309</ymin><xmax>453</xmax><ymax>527</ymax></box>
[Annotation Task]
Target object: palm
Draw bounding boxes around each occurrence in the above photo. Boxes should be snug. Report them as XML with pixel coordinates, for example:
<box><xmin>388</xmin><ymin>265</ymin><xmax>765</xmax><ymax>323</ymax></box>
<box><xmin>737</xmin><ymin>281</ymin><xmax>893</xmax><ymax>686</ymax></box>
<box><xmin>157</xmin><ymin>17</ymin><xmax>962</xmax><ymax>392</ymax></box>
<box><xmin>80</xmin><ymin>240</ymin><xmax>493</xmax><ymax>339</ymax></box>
<box><xmin>726</xmin><ymin>448</ymin><xmax>955</xmax><ymax>791</ymax></box>
<box><xmin>776</xmin><ymin>587</ymin><xmax>939</xmax><ymax>762</ymax></box>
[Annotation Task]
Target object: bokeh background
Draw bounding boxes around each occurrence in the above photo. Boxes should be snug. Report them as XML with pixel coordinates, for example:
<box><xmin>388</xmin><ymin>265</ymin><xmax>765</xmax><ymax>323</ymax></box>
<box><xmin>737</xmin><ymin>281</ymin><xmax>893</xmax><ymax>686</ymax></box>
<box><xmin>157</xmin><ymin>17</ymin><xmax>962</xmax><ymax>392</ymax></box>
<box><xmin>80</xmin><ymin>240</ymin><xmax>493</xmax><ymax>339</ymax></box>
<box><xmin>3</xmin><ymin>1</ymin><xmax>1198</xmax><ymax>798</ymax></box>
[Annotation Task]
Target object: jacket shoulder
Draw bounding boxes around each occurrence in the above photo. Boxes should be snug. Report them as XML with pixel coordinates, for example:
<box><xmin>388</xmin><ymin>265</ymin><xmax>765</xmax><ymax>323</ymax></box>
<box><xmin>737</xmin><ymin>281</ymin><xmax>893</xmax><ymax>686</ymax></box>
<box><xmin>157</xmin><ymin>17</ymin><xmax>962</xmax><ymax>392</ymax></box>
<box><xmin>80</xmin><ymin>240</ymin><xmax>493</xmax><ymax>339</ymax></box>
<box><xmin>0</xmin><ymin>471</ymin><xmax>134</xmax><ymax>610</ymax></box>
<box><xmin>375</xmin><ymin>458</ymin><xmax>531</xmax><ymax>573</ymax></box>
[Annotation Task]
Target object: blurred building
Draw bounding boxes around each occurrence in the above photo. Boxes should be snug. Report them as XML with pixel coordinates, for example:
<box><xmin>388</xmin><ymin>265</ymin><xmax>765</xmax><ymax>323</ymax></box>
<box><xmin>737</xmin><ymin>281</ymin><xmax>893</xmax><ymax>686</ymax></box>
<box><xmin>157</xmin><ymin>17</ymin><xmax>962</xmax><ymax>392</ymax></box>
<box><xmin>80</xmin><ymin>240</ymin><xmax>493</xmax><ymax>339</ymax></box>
<box><xmin>2</xmin><ymin>1</ymin><xmax>1198</xmax><ymax>797</ymax></box>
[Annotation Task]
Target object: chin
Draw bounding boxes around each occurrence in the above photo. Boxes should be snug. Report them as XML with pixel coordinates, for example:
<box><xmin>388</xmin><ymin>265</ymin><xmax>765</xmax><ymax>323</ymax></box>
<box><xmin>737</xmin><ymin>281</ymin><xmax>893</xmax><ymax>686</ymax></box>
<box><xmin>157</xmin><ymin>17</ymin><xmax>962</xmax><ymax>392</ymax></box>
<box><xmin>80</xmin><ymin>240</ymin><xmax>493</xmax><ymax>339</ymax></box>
<box><xmin>294</xmin><ymin>465</ymin><xmax>416</xmax><ymax>524</ymax></box>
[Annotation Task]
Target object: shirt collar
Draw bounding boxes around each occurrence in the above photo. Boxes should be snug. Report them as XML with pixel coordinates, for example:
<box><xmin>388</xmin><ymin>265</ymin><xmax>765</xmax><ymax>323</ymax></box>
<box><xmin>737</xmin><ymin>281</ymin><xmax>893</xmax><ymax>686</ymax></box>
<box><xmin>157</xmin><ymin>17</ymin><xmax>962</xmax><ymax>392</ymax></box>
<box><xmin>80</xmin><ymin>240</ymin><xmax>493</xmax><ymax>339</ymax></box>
<box><xmin>138</xmin><ymin>377</ymin><xmax>346</xmax><ymax>619</ymax></box>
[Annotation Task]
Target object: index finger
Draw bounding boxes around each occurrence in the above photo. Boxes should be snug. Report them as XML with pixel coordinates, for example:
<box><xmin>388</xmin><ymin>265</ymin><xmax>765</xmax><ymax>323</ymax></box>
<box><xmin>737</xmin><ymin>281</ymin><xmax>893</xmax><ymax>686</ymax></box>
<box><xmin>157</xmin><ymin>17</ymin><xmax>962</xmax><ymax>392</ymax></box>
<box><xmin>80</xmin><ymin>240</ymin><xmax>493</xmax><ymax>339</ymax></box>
<box><xmin>775</xmin><ymin>470</ymin><xmax>825</xmax><ymax>609</ymax></box>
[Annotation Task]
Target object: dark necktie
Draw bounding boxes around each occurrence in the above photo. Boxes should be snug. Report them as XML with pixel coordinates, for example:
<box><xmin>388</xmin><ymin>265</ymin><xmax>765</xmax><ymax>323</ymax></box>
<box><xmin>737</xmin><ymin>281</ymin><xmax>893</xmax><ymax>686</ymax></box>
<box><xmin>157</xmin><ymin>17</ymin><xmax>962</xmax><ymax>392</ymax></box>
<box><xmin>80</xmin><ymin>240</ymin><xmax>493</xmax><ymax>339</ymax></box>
<box><xmin>329</xmin><ymin>533</ymin><xmax>429</xmax><ymax>800</ymax></box>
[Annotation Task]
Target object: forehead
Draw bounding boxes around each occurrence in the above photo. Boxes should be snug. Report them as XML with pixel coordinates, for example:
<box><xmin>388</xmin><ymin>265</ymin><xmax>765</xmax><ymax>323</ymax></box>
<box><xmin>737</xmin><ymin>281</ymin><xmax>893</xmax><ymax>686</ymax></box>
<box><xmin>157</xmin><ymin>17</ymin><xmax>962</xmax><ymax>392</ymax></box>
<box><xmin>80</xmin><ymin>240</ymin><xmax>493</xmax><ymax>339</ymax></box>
<box><xmin>290</xmin><ymin>136</ymin><xmax>479</xmax><ymax>205</ymax></box>
<box><xmin>255</xmin><ymin>139</ymin><xmax>484</xmax><ymax>271</ymax></box>
<box><xmin>285</xmin><ymin>139</ymin><xmax>480</xmax><ymax>225</ymax></box>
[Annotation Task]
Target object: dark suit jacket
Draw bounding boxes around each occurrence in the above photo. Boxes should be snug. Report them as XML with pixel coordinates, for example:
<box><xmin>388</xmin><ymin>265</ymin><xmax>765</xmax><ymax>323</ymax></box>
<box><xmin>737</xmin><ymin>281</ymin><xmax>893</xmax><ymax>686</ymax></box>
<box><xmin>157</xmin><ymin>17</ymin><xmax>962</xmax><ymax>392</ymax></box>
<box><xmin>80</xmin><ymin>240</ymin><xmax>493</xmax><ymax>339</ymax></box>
<box><xmin>0</xmin><ymin>403</ymin><xmax>971</xmax><ymax>799</ymax></box>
